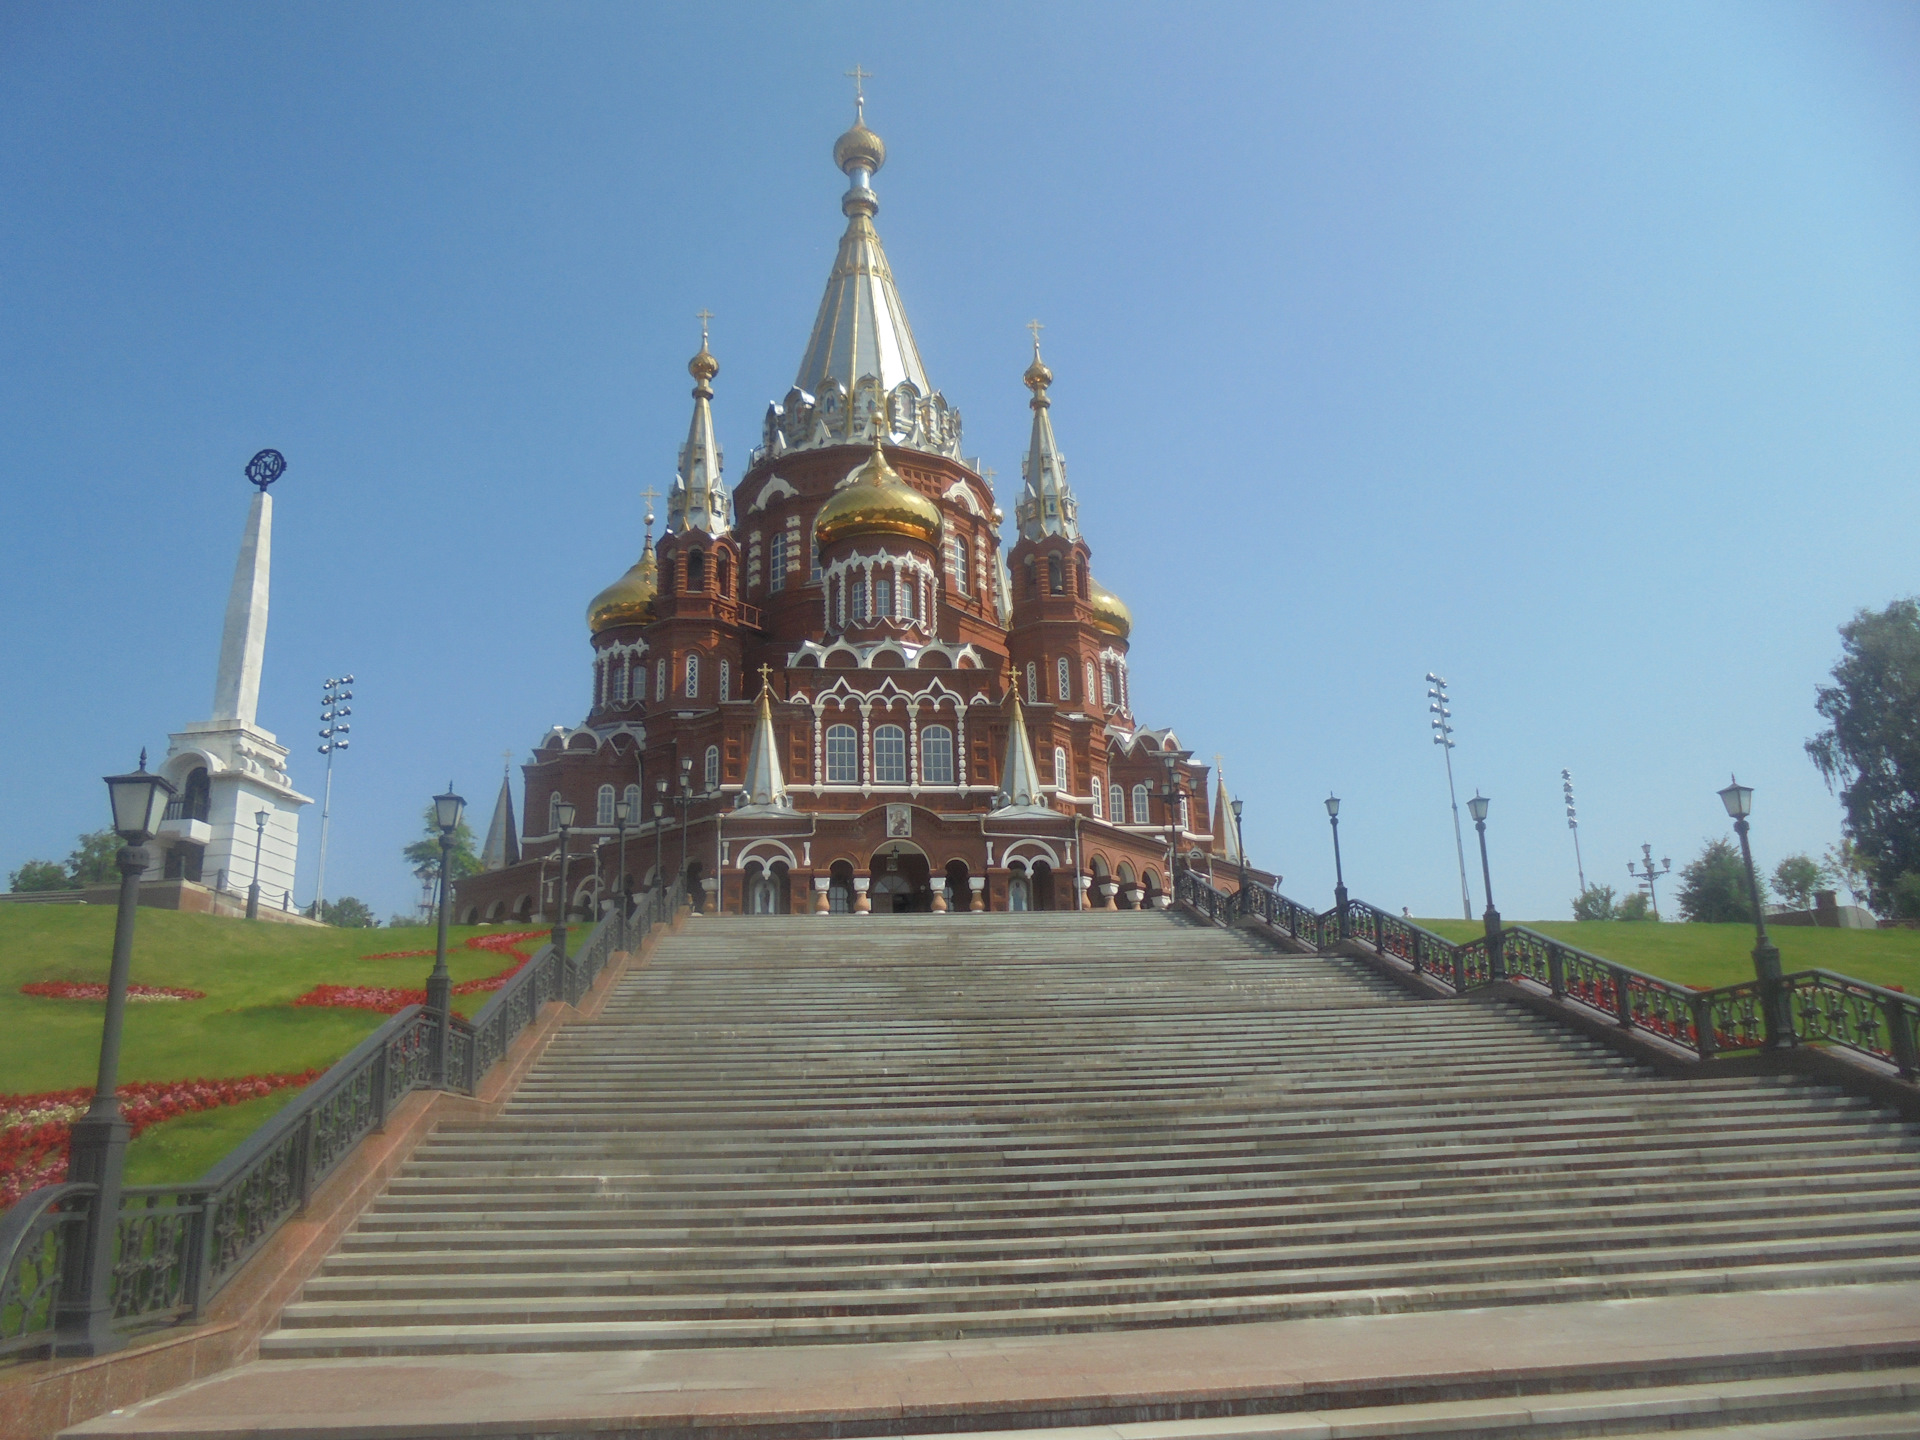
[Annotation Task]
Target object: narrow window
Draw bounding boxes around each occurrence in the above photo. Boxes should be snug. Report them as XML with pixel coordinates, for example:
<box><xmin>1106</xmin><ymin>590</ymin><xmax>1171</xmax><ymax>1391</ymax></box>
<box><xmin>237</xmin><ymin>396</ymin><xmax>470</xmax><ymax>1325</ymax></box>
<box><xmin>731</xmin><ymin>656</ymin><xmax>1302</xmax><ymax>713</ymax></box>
<box><xmin>768</xmin><ymin>532</ymin><xmax>788</xmax><ymax>593</ymax></box>
<box><xmin>1091</xmin><ymin>775</ymin><xmax>1104</xmax><ymax>819</ymax></box>
<box><xmin>1085</xmin><ymin>660</ymin><xmax>1097</xmax><ymax>705</ymax></box>
<box><xmin>946</xmin><ymin>537</ymin><xmax>968</xmax><ymax>596</ymax></box>
<box><xmin>1048</xmin><ymin>554</ymin><xmax>1064</xmax><ymax>595</ymax></box>
<box><xmin>719</xmin><ymin>660</ymin><xmax>731</xmax><ymax>703</ymax></box>
<box><xmin>874</xmin><ymin>725</ymin><xmax>907</xmax><ymax>785</ymax></box>
<box><xmin>684</xmin><ymin>653</ymin><xmax>699</xmax><ymax>699</ymax></box>
<box><xmin>875</xmin><ymin>574</ymin><xmax>893</xmax><ymax>619</ymax></box>
<box><xmin>1101</xmin><ymin>665</ymin><xmax>1115</xmax><ymax>708</ymax></box>
<box><xmin>704</xmin><ymin>745</ymin><xmax>720</xmax><ymax>791</ymax></box>
<box><xmin>1025</xmin><ymin>661</ymin><xmax>1038</xmax><ymax>703</ymax></box>
<box><xmin>612</xmin><ymin>661</ymin><xmax>629</xmax><ymax>703</ymax></box>
<box><xmin>548</xmin><ymin>793</ymin><xmax>562</xmax><ymax>832</ymax></box>
<box><xmin>1076</xmin><ymin>558</ymin><xmax>1088</xmax><ymax>600</ymax></box>
<box><xmin>826</xmin><ymin>724</ymin><xmax>858</xmax><ymax>783</ymax></box>
<box><xmin>850</xmin><ymin>574</ymin><xmax>868</xmax><ymax>621</ymax></box>
<box><xmin>716</xmin><ymin>552</ymin><xmax>731</xmax><ymax>597</ymax></box>
<box><xmin>1053</xmin><ymin>746</ymin><xmax>1069</xmax><ymax>792</ymax></box>
<box><xmin>809</xmin><ymin>528</ymin><xmax>822</xmax><ymax>583</ymax></box>
<box><xmin>1057</xmin><ymin>656</ymin><xmax>1071</xmax><ymax>701</ymax></box>
<box><xmin>921</xmin><ymin>725</ymin><xmax>954</xmax><ymax>785</ymax></box>
<box><xmin>596</xmin><ymin>785</ymin><xmax>615</xmax><ymax>826</ymax></box>
<box><xmin>687</xmin><ymin>550</ymin><xmax>706</xmax><ymax>592</ymax></box>
<box><xmin>623</xmin><ymin>783</ymin><xmax>641</xmax><ymax>819</ymax></box>
<box><xmin>1132</xmin><ymin>784</ymin><xmax>1150</xmax><ymax>825</ymax></box>
<box><xmin>655</xmin><ymin>659</ymin><xmax>667</xmax><ymax>701</ymax></box>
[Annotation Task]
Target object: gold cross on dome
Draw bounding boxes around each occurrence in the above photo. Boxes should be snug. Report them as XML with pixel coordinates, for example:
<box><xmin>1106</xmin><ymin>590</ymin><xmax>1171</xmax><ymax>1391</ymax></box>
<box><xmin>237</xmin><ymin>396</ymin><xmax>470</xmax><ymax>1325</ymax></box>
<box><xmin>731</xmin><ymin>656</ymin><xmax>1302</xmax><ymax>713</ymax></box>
<box><xmin>695</xmin><ymin>309</ymin><xmax>713</xmax><ymax>343</ymax></box>
<box><xmin>1026</xmin><ymin>318</ymin><xmax>1044</xmax><ymax>350</ymax></box>
<box><xmin>501</xmin><ymin>748</ymin><xmax>513</xmax><ymax>774</ymax></box>
<box><xmin>845</xmin><ymin>64</ymin><xmax>872</xmax><ymax>118</ymax></box>
<box><xmin>759</xmin><ymin>663</ymin><xmax>773</xmax><ymax>692</ymax></box>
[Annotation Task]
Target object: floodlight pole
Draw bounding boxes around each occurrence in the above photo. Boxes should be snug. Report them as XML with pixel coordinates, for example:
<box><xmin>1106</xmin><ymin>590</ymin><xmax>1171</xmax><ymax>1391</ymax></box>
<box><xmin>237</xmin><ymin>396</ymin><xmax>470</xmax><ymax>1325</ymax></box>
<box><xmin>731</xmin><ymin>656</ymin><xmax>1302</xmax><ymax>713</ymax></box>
<box><xmin>1427</xmin><ymin>675</ymin><xmax>1473</xmax><ymax>920</ymax></box>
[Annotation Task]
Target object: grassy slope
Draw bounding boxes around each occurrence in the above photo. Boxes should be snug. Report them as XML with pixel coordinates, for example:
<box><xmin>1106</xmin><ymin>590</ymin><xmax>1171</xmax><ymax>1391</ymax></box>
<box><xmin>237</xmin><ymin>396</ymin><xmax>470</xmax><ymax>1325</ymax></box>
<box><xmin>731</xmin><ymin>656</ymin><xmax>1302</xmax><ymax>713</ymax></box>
<box><xmin>1413</xmin><ymin>916</ymin><xmax>1920</xmax><ymax>991</ymax></box>
<box><xmin>1</xmin><ymin>907</ymin><xmax>533</xmax><ymax>1183</ymax></box>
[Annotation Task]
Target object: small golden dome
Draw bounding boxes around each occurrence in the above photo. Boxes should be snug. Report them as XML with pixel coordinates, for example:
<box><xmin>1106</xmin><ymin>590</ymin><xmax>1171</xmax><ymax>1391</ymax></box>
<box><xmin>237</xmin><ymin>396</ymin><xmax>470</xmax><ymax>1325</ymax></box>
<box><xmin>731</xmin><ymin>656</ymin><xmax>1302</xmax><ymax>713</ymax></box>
<box><xmin>815</xmin><ymin>439</ymin><xmax>942</xmax><ymax>548</ymax></box>
<box><xmin>1023</xmin><ymin>353</ymin><xmax>1053</xmax><ymax>394</ymax></box>
<box><xmin>587</xmin><ymin>543</ymin><xmax>658</xmax><ymax>633</ymax></box>
<box><xmin>689</xmin><ymin>343</ymin><xmax>718</xmax><ymax>384</ymax></box>
<box><xmin>834</xmin><ymin>122</ymin><xmax>886</xmax><ymax>176</ymax></box>
<box><xmin>1087</xmin><ymin>575</ymin><xmax>1132</xmax><ymax>639</ymax></box>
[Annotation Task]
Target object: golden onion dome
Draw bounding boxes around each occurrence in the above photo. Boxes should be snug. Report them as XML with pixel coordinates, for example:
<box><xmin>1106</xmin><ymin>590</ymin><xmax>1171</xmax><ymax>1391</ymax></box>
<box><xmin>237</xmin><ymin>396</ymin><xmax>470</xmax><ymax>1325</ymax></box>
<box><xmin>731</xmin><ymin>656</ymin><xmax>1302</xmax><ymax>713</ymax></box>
<box><xmin>689</xmin><ymin>341</ymin><xmax>718</xmax><ymax>384</ymax></box>
<box><xmin>1023</xmin><ymin>352</ymin><xmax>1053</xmax><ymax>395</ymax></box>
<box><xmin>815</xmin><ymin>439</ymin><xmax>942</xmax><ymax>548</ymax></box>
<box><xmin>833</xmin><ymin>122</ymin><xmax>886</xmax><ymax>177</ymax></box>
<box><xmin>586</xmin><ymin>542</ymin><xmax>658</xmax><ymax>634</ymax></box>
<box><xmin>1087</xmin><ymin>575</ymin><xmax>1133</xmax><ymax>639</ymax></box>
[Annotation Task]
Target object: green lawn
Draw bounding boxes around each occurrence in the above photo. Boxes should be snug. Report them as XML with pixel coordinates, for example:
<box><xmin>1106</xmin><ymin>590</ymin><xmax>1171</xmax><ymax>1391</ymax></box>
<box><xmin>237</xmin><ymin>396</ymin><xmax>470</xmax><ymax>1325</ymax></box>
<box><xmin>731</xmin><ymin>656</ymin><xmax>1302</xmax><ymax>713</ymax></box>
<box><xmin>1412</xmin><ymin>915</ymin><xmax>1920</xmax><ymax>991</ymax></box>
<box><xmin>1</xmin><ymin>906</ymin><xmax>536</xmax><ymax>1183</ymax></box>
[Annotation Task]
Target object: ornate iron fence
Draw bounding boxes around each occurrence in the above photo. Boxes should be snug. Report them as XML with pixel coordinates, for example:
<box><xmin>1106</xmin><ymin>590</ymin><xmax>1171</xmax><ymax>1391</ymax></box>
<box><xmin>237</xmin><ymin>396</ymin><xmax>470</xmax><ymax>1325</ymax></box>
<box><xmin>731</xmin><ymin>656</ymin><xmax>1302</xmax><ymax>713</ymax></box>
<box><xmin>1180</xmin><ymin>882</ymin><xmax>1920</xmax><ymax>1083</ymax></box>
<box><xmin>1</xmin><ymin>884</ymin><xmax>682</xmax><ymax>1360</ymax></box>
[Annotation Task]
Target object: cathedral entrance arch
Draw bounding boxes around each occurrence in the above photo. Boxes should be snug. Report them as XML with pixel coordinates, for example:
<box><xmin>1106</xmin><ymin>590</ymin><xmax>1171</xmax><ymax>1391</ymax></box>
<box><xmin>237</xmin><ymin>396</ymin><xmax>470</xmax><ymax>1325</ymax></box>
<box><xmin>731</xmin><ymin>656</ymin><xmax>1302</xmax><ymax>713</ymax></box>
<box><xmin>827</xmin><ymin>860</ymin><xmax>856</xmax><ymax>913</ymax></box>
<box><xmin>744</xmin><ymin>860</ymin><xmax>791</xmax><ymax>914</ymax></box>
<box><xmin>869</xmin><ymin>840</ymin><xmax>931</xmax><ymax>913</ymax></box>
<box><xmin>943</xmin><ymin>859</ymin><xmax>970</xmax><ymax>913</ymax></box>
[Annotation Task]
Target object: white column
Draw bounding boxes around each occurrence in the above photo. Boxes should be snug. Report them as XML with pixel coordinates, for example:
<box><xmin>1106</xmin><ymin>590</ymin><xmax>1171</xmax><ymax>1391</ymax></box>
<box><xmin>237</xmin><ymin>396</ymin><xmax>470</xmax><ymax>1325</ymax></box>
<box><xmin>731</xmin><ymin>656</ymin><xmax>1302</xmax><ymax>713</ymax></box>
<box><xmin>211</xmin><ymin>491</ymin><xmax>272</xmax><ymax>726</ymax></box>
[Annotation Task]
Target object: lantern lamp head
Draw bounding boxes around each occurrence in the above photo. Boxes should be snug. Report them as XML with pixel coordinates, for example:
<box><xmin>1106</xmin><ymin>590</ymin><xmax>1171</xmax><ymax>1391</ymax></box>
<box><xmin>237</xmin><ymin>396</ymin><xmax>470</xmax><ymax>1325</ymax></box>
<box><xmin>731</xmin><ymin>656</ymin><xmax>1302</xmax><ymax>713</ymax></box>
<box><xmin>555</xmin><ymin>798</ymin><xmax>577</xmax><ymax>829</ymax></box>
<box><xmin>1467</xmin><ymin>792</ymin><xmax>1490</xmax><ymax>823</ymax></box>
<box><xmin>104</xmin><ymin>752</ymin><xmax>176</xmax><ymax>845</ymax></box>
<box><xmin>433</xmin><ymin>787</ymin><xmax>466</xmax><ymax>835</ymax></box>
<box><xmin>1718</xmin><ymin>775</ymin><xmax>1753</xmax><ymax>819</ymax></box>
<box><xmin>1324</xmin><ymin>793</ymin><xmax>1340</xmax><ymax>819</ymax></box>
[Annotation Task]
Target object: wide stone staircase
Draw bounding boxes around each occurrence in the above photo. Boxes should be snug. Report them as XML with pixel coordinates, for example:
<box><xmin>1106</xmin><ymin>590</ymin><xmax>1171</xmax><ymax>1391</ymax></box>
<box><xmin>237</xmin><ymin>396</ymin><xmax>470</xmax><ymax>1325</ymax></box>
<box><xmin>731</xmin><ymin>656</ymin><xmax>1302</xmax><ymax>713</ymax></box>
<box><xmin>260</xmin><ymin>911</ymin><xmax>1920</xmax><ymax>1352</ymax></box>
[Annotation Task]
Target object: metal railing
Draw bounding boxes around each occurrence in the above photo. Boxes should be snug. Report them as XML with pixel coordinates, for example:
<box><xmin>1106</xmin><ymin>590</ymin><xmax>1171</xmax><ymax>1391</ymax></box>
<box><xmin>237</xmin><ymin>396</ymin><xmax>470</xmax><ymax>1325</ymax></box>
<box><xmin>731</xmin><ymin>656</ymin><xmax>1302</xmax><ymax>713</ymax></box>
<box><xmin>1179</xmin><ymin>878</ymin><xmax>1920</xmax><ymax>1082</ymax></box>
<box><xmin>1</xmin><ymin>881</ymin><xmax>681</xmax><ymax>1361</ymax></box>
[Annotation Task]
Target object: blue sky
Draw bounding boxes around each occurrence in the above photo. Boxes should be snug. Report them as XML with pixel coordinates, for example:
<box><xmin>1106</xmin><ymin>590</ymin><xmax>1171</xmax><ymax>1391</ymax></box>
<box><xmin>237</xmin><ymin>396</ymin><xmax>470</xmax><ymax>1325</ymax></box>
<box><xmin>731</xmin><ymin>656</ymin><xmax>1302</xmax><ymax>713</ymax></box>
<box><xmin>2</xmin><ymin>2</ymin><xmax>1916</xmax><ymax>923</ymax></box>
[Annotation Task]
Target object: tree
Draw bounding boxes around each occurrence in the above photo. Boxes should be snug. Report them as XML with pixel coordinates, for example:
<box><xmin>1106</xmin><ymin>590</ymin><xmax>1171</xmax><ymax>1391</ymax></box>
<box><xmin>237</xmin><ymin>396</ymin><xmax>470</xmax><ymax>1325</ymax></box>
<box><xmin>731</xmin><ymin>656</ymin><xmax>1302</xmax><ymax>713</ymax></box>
<box><xmin>65</xmin><ymin>830</ymin><xmax>122</xmax><ymax>887</ymax></box>
<box><xmin>1676</xmin><ymin>837</ymin><xmax>1762</xmax><ymax>923</ymax></box>
<box><xmin>1771</xmin><ymin>854</ymin><xmax>1830</xmax><ymax>911</ymax></box>
<box><xmin>1616</xmin><ymin>890</ymin><xmax>1653</xmax><ymax>922</ymax></box>
<box><xmin>1892</xmin><ymin>872</ymin><xmax>1920</xmax><ymax>922</ymax></box>
<box><xmin>9</xmin><ymin>859</ymin><xmax>71</xmax><ymax>892</ymax></box>
<box><xmin>320</xmin><ymin>896</ymin><xmax>378</xmax><ymax>928</ymax></box>
<box><xmin>1806</xmin><ymin>597</ymin><xmax>1920</xmax><ymax>915</ymax></box>
<box><xmin>1572</xmin><ymin>885</ymin><xmax>1617</xmax><ymax>921</ymax></box>
<box><xmin>1824</xmin><ymin>838</ymin><xmax>1873</xmax><ymax>907</ymax></box>
<box><xmin>402</xmin><ymin>805</ymin><xmax>481</xmax><ymax>907</ymax></box>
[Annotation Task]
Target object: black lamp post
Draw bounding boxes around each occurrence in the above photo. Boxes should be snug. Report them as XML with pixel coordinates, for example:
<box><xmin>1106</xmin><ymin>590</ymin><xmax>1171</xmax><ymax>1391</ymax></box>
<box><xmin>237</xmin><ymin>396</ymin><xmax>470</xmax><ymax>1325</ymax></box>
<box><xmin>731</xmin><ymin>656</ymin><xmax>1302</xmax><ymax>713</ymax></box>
<box><xmin>653</xmin><ymin>781</ymin><xmax>667</xmax><ymax>910</ymax></box>
<box><xmin>1157</xmin><ymin>751</ymin><xmax>1180</xmax><ymax>884</ymax></box>
<box><xmin>676</xmin><ymin>756</ymin><xmax>694</xmax><ymax>908</ymax></box>
<box><xmin>56</xmin><ymin>754</ymin><xmax>174</xmax><ymax>1355</ymax></box>
<box><xmin>613</xmin><ymin>799</ymin><xmax>630</xmax><ymax>950</ymax></box>
<box><xmin>425</xmin><ymin>785</ymin><xmax>465</xmax><ymax>1087</ymax></box>
<box><xmin>1720</xmin><ymin>776</ymin><xmax>1790</xmax><ymax>1048</ymax></box>
<box><xmin>552</xmin><ymin>797</ymin><xmax>576</xmax><ymax>970</ymax></box>
<box><xmin>1231</xmin><ymin>796</ymin><xmax>1249</xmax><ymax>898</ymax></box>
<box><xmin>1325</xmin><ymin>793</ymin><xmax>1349</xmax><ymax>939</ymax></box>
<box><xmin>1467</xmin><ymin>791</ymin><xmax>1503</xmax><ymax>978</ymax></box>
<box><xmin>245</xmin><ymin>808</ymin><xmax>269</xmax><ymax>920</ymax></box>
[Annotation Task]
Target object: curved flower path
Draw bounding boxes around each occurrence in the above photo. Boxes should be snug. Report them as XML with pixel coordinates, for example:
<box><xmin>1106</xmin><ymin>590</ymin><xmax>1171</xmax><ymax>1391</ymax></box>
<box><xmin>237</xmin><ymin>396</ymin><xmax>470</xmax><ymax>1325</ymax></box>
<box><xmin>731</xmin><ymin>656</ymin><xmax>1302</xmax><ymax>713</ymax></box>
<box><xmin>290</xmin><ymin>930</ymin><xmax>547</xmax><ymax>1014</ymax></box>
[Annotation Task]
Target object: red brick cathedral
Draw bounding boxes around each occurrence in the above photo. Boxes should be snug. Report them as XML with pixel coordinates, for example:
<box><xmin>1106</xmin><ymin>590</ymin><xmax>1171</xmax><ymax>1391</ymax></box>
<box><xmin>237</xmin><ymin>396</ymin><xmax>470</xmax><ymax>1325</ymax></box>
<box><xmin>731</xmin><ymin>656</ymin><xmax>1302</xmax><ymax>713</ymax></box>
<box><xmin>455</xmin><ymin>104</ymin><xmax>1256</xmax><ymax>922</ymax></box>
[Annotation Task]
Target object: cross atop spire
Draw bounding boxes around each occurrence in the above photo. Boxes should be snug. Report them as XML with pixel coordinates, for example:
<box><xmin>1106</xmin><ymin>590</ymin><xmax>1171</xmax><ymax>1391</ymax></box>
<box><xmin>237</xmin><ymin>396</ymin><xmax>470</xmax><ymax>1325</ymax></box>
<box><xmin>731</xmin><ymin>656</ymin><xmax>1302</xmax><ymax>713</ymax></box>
<box><xmin>845</xmin><ymin>64</ymin><xmax>871</xmax><ymax>121</ymax></box>
<box><xmin>696</xmin><ymin>308</ymin><xmax>713</xmax><ymax>343</ymax></box>
<box><xmin>758</xmin><ymin>663</ymin><xmax>773</xmax><ymax>693</ymax></box>
<box><xmin>1026</xmin><ymin>318</ymin><xmax>1044</xmax><ymax>352</ymax></box>
<box><xmin>640</xmin><ymin>484</ymin><xmax>659</xmax><ymax>523</ymax></box>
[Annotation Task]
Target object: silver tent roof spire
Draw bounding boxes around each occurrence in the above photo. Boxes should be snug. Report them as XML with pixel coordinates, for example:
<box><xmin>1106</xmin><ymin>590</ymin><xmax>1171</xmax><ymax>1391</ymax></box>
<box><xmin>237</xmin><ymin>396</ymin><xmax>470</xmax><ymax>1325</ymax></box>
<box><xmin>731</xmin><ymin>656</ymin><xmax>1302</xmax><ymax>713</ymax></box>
<box><xmin>481</xmin><ymin>768</ymin><xmax>521</xmax><ymax>871</ymax></box>
<box><xmin>1014</xmin><ymin>323</ymin><xmax>1080</xmax><ymax>542</ymax></box>
<box><xmin>990</xmin><ymin>666</ymin><xmax>1051</xmax><ymax>817</ymax></box>
<box><xmin>735</xmin><ymin>666</ymin><xmax>795</xmax><ymax>815</ymax></box>
<box><xmin>667</xmin><ymin>313</ymin><xmax>730</xmax><ymax>535</ymax></box>
<box><xmin>761</xmin><ymin>85</ymin><xmax>963</xmax><ymax>461</ymax></box>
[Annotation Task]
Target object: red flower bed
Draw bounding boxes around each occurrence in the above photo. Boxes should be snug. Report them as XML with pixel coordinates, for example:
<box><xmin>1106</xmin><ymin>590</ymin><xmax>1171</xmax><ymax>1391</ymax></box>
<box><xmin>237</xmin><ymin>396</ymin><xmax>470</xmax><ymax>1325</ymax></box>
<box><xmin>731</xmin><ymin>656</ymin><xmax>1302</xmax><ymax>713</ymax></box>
<box><xmin>0</xmin><ymin>1071</ymin><xmax>321</xmax><ymax>1208</ymax></box>
<box><xmin>290</xmin><ymin>931</ymin><xmax>546</xmax><ymax>1014</ymax></box>
<box><xmin>20</xmin><ymin>981</ymin><xmax>206</xmax><ymax>1002</ymax></box>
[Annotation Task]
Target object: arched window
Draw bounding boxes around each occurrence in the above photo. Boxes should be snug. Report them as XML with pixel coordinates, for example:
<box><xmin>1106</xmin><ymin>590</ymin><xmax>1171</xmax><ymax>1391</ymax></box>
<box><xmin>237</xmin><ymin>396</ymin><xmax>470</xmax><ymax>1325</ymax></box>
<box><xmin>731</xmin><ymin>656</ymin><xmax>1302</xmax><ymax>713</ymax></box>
<box><xmin>611</xmin><ymin>660</ymin><xmax>629</xmax><ymax>703</ymax></box>
<box><xmin>1091</xmin><ymin>775</ymin><xmax>1104</xmax><ymax>819</ymax></box>
<box><xmin>1085</xmin><ymin>660</ymin><xmax>1097</xmax><ymax>706</ymax></box>
<box><xmin>716</xmin><ymin>552</ymin><xmax>731</xmax><ymax>596</ymax></box>
<box><xmin>719</xmin><ymin>660</ymin><xmax>731</xmax><ymax>703</ymax></box>
<box><xmin>655</xmin><ymin>659</ymin><xmax>667</xmax><ymax>701</ymax></box>
<box><xmin>548</xmin><ymin>793</ymin><xmax>562</xmax><ymax>832</ymax></box>
<box><xmin>623</xmin><ymin>783</ymin><xmax>641</xmax><ymax>820</ymax></box>
<box><xmin>1048</xmin><ymin>554</ymin><xmax>1064</xmax><ymax>594</ymax></box>
<box><xmin>1180</xmin><ymin>794</ymin><xmax>1191</xmax><ymax>831</ymax></box>
<box><xmin>1056</xmin><ymin>656</ymin><xmax>1071</xmax><ymax>701</ymax></box>
<box><xmin>1101</xmin><ymin>664</ymin><xmax>1116</xmax><ymax>708</ymax></box>
<box><xmin>825</xmin><ymin>724</ymin><xmax>858</xmax><ymax>783</ymax></box>
<box><xmin>1076</xmin><ymin>558</ymin><xmax>1088</xmax><ymax>599</ymax></box>
<box><xmin>873</xmin><ymin>725</ymin><xmax>907</xmax><ymax>785</ymax></box>
<box><xmin>687</xmin><ymin>550</ymin><xmax>706</xmax><ymax>592</ymax></box>
<box><xmin>850</xmin><ymin>574</ymin><xmax>868</xmax><ymax>621</ymax></box>
<box><xmin>596</xmin><ymin>785</ymin><xmax>615</xmax><ymax>826</ymax></box>
<box><xmin>684</xmin><ymin>653</ymin><xmax>699</xmax><ymax>698</ymax></box>
<box><xmin>921</xmin><ymin>725</ymin><xmax>954</xmax><ymax>785</ymax></box>
<box><xmin>768</xmin><ymin>532</ymin><xmax>789</xmax><ymax>592</ymax></box>
<box><xmin>945</xmin><ymin>537</ymin><xmax>968</xmax><ymax>596</ymax></box>
<box><xmin>1132</xmin><ymin>784</ymin><xmax>1150</xmax><ymax>825</ymax></box>
<box><xmin>809</xmin><ymin>529</ymin><xmax>822</xmax><ymax>583</ymax></box>
<box><xmin>1053</xmin><ymin>746</ymin><xmax>1070</xmax><ymax>792</ymax></box>
<box><xmin>704</xmin><ymin>745</ymin><xmax>720</xmax><ymax>791</ymax></box>
<box><xmin>1025</xmin><ymin>661</ymin><xmax>1038</xmax><ymax>702</ymax></box>
<box><xmin>1024</xmin><ymin>557</ymin><xmax>1037</xmax><ymax>597</ymax></box>
<box><xmin>874</xmin><ymin>573</ymin><xmax>893</xmax><ymax>620</ymax></box>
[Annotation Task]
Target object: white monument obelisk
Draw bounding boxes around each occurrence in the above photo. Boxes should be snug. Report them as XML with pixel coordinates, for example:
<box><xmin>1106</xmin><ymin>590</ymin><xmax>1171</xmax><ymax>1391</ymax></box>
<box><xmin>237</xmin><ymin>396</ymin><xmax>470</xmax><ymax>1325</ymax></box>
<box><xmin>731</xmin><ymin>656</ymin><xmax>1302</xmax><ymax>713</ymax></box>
<box><xmin>148</xmin><ymin>451</ymin><xmax>311</xmax><ymax>914</ymax></box>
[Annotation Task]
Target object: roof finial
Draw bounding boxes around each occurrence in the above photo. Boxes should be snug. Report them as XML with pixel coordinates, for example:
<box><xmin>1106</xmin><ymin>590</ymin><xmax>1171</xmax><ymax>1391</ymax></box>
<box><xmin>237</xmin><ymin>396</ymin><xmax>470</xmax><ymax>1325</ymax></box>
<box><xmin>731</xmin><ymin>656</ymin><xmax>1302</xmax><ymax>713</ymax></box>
<box><xmin>845</xmin><ymin>64</ymin><xmax>871</xmax><ymax>123</ymax></box>
<box><xmin>1023</xmin><ymin>320</ymin><xmax>1053</xmax><ymax>398</ymax></box>
<box><xmin>689</xmin><ymin>311</ymin><xmax>718</xmax><ymax>387</ymax></box>
<box><xmin>758</xmin><ymin>663</ymin><xmax>773</xmax><ymax>695</ymax></box>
